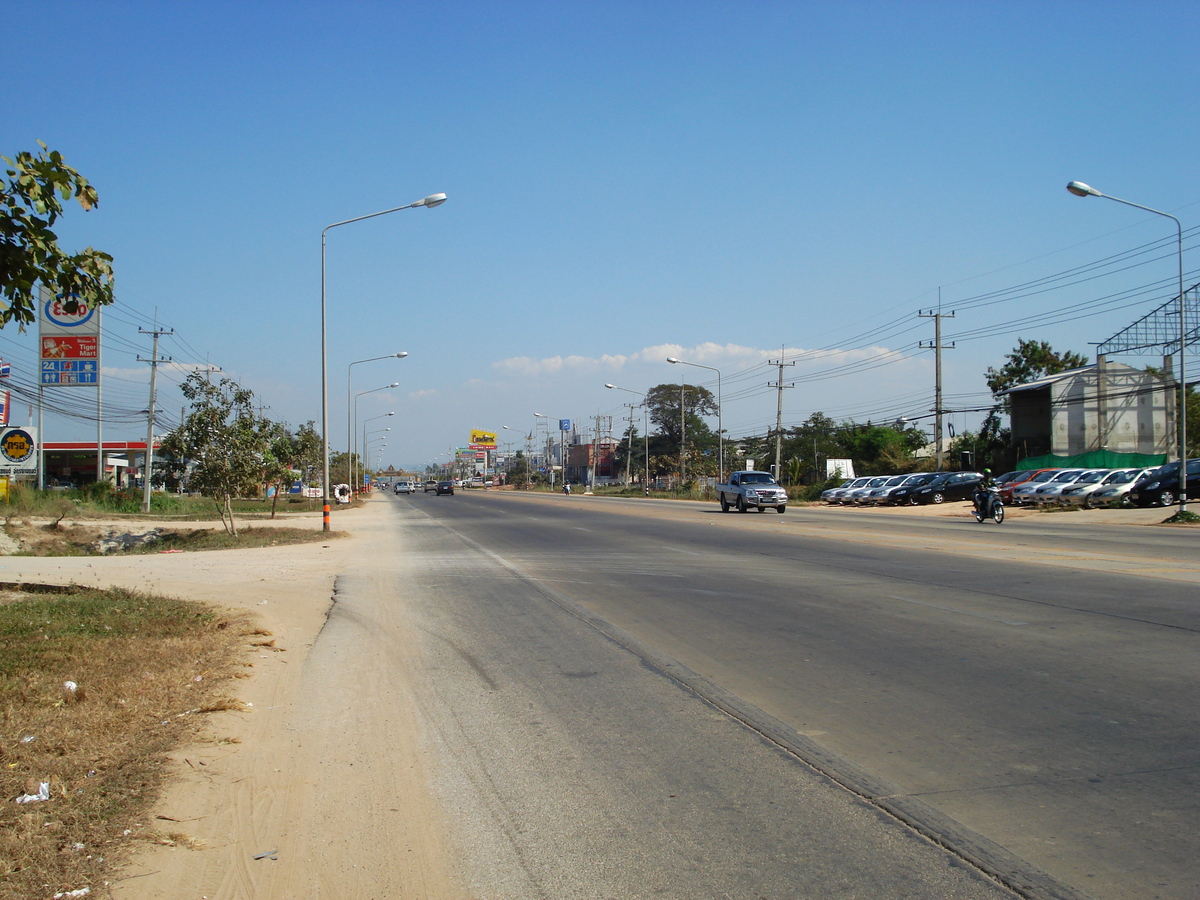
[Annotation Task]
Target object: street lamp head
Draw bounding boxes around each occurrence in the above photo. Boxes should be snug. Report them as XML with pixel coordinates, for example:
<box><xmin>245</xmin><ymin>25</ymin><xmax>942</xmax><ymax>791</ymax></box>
<box><xmin>535</xmin><ymin>412</ymin><xmax>544</xmax><ymax>417</ymax></box>
<box><xmin>1067</xmin><ymin>181</ymin><xmax>1101</xmax><ymax>198</ymax></box>
<box><xmin>604</xmin><ymin>383</ymin><xmax>615</xmax><ymax>389</ymax></box>
<box><xmin>388</xmin><ymin>382</ymin><xmax>399</xmax><ymax>388</ymax></box>
<box><xmin>666</xmin><ymin>357</ymin><xmax>680</xmax><ymax>364</ymax></box>
<box><xmin>395</xmin><ymin>351</ymin><xmax>409</xmax><ymax>359</ymax></box>
<box><xmin>414</xmin><ymin>193</ymin><xmax>448</xmax><ymax>208</ymax></box>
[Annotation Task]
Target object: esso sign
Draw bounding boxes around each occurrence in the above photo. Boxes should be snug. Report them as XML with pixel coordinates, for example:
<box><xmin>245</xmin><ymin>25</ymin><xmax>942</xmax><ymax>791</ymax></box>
<box><xmin>43</xmin><ymin>296</ymin><xmax>96</xmax><ymax>328</ymax></box>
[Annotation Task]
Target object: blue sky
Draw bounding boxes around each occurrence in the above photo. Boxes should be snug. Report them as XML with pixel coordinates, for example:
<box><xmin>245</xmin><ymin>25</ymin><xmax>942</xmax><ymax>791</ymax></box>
<box><xmin>6</xmin><ymin>1</ymin><xmax>1199</xmax><ymax>470</ymax></box>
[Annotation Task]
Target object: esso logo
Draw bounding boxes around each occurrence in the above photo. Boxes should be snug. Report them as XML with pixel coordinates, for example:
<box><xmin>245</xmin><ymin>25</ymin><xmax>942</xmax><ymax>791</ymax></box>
<box><xmin>43</xmin><ymin>296</ymin><xmax>96</xmax><ymax>328</ymax></box>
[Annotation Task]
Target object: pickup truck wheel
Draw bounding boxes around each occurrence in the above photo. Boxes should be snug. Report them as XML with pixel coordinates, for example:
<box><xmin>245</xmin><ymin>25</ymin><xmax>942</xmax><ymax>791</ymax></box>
<box><xmin>720</xmin><ymin>495</ymin><xmax>729</xmax><ymax>512</ymax></box>
<box><xmin>776</xmin><ymin>505</ymin><xmax>786</xmax><ymax>514</ymax></box>
<box><xmin>737</xmin><ymin>496</ymin><xmax>747</xmax><ymax>513</ymax></box>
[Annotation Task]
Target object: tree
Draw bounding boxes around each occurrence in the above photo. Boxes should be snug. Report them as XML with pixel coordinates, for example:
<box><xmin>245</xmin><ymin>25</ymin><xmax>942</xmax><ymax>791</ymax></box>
<box><xmin>159</xmin><ymin>373</ymin><xmax>267</xmax><ymax>535</ymax></box>
<box><xmin>985</xmin><ymin>339</ymin><xmax>1089</xmax><ymax>403</ymax></box>
<box><xmin>1</xmin><ymin>143</ymin><xmax>114</xmax><ymax>327</ymax></box>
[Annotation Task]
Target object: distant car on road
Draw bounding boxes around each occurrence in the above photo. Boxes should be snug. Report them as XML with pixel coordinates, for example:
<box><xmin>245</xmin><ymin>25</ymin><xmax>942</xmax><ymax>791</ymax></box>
<box><xmin>424</xmin><ymin>480</ymin><xmax>438</xmax><ymax>492</ymax></box>
<box><xmin>436</xmin><ymin>480</ymin><xmax>455</xmax><ymax>495</ymax></box>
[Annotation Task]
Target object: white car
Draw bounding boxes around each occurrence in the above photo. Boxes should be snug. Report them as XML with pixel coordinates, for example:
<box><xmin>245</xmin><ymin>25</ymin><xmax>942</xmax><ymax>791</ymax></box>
<box><xmin>1083</xmin><ymin>468</ymin><xmax>1157</xmax><ymax>508</ymax></box>
<box><xmin>1054</xmin><ymin>469</ymin><xmax>1116</xmax><ymax>506</ymax></box>
<box><xmin>861</xmin><ymin>475</ymin><xmax>908</xmax><ymax>505</ymax></box>
<box><xmin>846</xmin><ymin>476</ymin><xmax>890</xmax><ymax>505</ymax></box>
<box><xmin>823</xmin><ymin>477</ymin><xmax>870</xmax><ymax>504</ymax></box>
<box><xmin>1023</xmin><ymin>469</ymin><xmax>1088</xmax><ymax>505</ymax></box>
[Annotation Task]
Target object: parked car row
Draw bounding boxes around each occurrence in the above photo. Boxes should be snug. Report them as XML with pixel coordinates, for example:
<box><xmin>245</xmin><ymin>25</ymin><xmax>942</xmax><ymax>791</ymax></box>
<box><xmin>821</xmin><ymin>470</ymin><xmax>984</xmax><ymax>506</ymax></box>
<box><xmin>820</xmin><ymin>460</ymin><xmax>1198</xmax><ymax>510</ymax></box>
<box><xmin>1004</xmin><ymin>461</ymin><xmax>1200</xmax><ymax>508</ymax></box>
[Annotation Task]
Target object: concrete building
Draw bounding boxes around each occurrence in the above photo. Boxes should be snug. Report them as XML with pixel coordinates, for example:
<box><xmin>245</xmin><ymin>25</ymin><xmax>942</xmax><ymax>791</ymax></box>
<box><xmin>1003</xmin><ymin>360</ymin><xmax>1173</xmax><ymax>459</ymax></box>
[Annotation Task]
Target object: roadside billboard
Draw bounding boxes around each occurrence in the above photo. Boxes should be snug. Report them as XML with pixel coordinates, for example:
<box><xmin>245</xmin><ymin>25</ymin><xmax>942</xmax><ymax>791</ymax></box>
<box><xmin>470</xmin><ymin>429</ymin><xmax>497</xmax><ymax>450</ymax></box>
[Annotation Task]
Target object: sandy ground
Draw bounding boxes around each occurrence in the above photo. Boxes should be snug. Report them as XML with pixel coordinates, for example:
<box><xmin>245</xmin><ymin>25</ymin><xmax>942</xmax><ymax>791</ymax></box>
<box><xmin>0</xmin><ymin>498</ymin><xmax>463</xmax><ymax>900</ymax></box>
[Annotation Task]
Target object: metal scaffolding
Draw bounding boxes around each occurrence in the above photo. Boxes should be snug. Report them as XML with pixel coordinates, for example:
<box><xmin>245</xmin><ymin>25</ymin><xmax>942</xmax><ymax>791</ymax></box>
<box><xmin>1096</xmin><ymin>282</ymin><xmax>1200</xmax><ymax>356</ymax></box>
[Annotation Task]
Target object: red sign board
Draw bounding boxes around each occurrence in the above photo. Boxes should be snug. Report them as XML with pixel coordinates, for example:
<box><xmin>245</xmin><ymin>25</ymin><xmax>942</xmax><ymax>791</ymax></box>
<box><xmin>41</xmin><ymin>336</ymin><xmax>98</xmax><ymax>359</ymax></box>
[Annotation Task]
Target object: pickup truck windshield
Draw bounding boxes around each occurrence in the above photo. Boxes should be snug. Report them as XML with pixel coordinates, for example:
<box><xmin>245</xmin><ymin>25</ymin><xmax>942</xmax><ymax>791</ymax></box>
<box><xmin>741</xmin><ymin>473</ymin><xmax>776</xmax><ymax>484</ymax></box>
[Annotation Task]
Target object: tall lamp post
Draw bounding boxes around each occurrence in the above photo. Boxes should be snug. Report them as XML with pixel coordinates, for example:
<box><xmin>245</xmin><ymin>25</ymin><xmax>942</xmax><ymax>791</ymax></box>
<box><xmin>667</xmin><ymin>357</ymin><xmax>723</xmax><ymax>482</ymax></box>
<box><xmin>1067</xmin><ymin>182</ymin><xmax>1188</xmax><ymax>514</ymax></box>
<box><xmin>352</xmin><ymin>383</ymin><xmax>398</xmax><ymax>490</ymax></box>
<box><xmin>605</xmin><ymin>383</ymin><xmax>650</xmax><ymax>491</ymax></box>
<box><xmin>362</xmin><ymin>415</ymin><xmax>393</xmax><ymax>488</ymax></box>
<box><xmin>348</xmin><ymin>352</ymin><xmax>407</xmax><ymax>491</ymax></box>
<box><xmin>320</xmin><ymin>193</ymin><xmax>447</xmax><ymax>531</ymax></box>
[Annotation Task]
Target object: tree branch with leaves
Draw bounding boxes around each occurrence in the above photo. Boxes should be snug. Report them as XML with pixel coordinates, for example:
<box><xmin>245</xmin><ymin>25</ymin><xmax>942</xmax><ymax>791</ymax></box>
<box><xmin>1</xmin><ymin>143</ymin><xmax>114</xmax><ymax>328</ymax></box>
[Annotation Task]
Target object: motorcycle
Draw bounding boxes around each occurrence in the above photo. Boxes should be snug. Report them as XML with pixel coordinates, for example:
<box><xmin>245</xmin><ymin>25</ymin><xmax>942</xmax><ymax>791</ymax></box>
<box><xmin>972</xmin><ymin>489</ymin><xmax>1005</xmax><ymax>524</ymax></box>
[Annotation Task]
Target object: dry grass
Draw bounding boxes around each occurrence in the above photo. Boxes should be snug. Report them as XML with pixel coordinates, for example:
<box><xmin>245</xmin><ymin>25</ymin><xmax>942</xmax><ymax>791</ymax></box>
<box><xmin>4</xmin><ymin>524</ymin><xmax>337</xmax><ymax>557</ymax></box>
<box><xmin>0</xmin><ymin>586</ymin><xmax>258</xmax><ymax>899</ymax></box>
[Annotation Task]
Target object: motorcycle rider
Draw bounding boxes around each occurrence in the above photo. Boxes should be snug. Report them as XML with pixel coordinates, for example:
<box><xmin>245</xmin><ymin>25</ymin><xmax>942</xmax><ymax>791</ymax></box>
<box><xmin>973</xmin><ymin>468</ymin><xmax>996</xmax><ymax>516</ymax></box>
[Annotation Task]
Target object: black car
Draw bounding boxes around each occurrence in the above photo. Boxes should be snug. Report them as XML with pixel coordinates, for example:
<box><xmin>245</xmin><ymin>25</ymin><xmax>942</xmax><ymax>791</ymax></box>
<box><xmin>435</xmin><ymin>480</ymin><xmax>455</xmax><ymax>495</ymax></box>
<box><xmin>910</xmin><ymin>471</ymin><xmax>983</xmax><ymax>505</ymax></box>
<box><xmin>1127</xmin><ymin>459</ymin><xmax>1200</xmax><ymax>507</ymax></box>
<box><xmin>882</xmin><ymin>472</ymin><xmax>938</xmax><ymax>505</ymax></box>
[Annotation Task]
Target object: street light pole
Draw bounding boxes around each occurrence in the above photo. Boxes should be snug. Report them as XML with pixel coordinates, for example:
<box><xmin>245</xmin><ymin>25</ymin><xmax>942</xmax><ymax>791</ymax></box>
<box><xmin>320</xmin><ymin>193</ymin><xmax>446</xmax><ymax>531</ymax></box>
<box><xmin>348</xmin><ymin>352</ymin><xmax>407</xmax><ymax>493</ymax></box>
<box><xmin>361</xmin><ymin>414</ymin><xmax>393</xmax><ymax>489</ymax></box>
<box><xmin>352</xmin><ymin>383</ymin><xmax>398</xmax><ymax>490</ymax></box>
<box><xmin>605</xmin><ymin>383</ymin><xmax>650</xmax><ymax>492</ymax></box>
<box><xmin>667</xmin><ymin>357</ymin><xmax>723</xmax><ymax>482</ymax></box>
<box><xmin>1067</xmin><ymin>182</ymin><xmax>1188</xmax><ymax>514</ymax></box>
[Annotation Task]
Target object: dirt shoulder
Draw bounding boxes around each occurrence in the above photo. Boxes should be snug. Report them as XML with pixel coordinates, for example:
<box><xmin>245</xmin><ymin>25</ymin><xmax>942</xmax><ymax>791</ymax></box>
<box><xmin>0</xmin><ymin>498</ymin><xmax>462</xmax><ymax>900</ymax></box>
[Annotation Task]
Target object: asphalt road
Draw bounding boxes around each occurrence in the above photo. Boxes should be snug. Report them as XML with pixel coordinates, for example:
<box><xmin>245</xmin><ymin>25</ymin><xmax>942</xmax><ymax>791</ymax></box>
<box><xmin>381</xmin><ymin>491</ymin><xmax>1198</xmax><ymax>900</ymax></box>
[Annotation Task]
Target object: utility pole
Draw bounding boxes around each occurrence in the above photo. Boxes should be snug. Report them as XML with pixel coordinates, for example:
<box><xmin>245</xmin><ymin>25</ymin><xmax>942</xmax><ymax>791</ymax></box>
<box><xmin>767</xmin><ymin>357</ymin><xmax>795</xmax><ymax>479</ymax></box>
<box><xmin>621</xmin><ymin>403</ymin><xmax>636</xmax><ymax>486</ymax></box>
<box><xmin>919</xmin><ymin>307</ymin><xmax>955</xmax><ymax>471</ymax></box>
<box><xmin>138</xmin><ymin>326</ymin><xmax>173</xmax><ymax>513</ymax></box>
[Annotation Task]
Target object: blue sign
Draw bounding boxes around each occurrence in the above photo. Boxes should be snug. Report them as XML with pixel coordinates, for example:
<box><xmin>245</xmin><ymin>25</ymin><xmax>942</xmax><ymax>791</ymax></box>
<box><xmin>41</xmin><ymin>359</ymin><xmax>99</xmax><ymax>385</ymax></box>
<box><xmin>559</xmin><ymin>419</ymin><xmax>571</xmax><ymax>431</ymax></box>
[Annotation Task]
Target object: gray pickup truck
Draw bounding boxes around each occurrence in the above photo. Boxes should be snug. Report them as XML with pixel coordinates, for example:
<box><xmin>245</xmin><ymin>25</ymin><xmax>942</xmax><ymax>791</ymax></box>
<box><xmin>716</xmin><ymin>470</ymin><xmax>788</xmax><ymax>513</ymax></box>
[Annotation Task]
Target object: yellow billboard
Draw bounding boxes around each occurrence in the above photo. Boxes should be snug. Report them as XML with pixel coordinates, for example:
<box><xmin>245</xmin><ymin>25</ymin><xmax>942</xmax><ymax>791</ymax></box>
<box><xmin>469</xmin><ymin>429</ymin><xmax>497</xmax><ymax>449</ymax></box>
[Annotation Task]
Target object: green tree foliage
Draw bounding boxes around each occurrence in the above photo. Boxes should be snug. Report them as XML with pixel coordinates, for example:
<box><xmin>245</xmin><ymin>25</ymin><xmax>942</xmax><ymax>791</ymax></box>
<box><xmin>158</xmin><ymin>373</ymin><xmax>267</xmax><ymax>535</ymax></box>
<box><xmin>1</xmin><ymin>143</ymin><xmax>114</xmax><ymax>327</ymax></box>
<box><xmin>644</xmin><ymin>382</ymin><xmax>719</xmax><ymax>477</ymax></box>
<box><xmin>985</xmin><ymin>339</ymin><xmax>1089</xmax><ymax>404</ymax></box>
<box><xmin>748</xmin><ymin>413</ymin><xmax>928</xmax><ymax>483</ymax></box>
